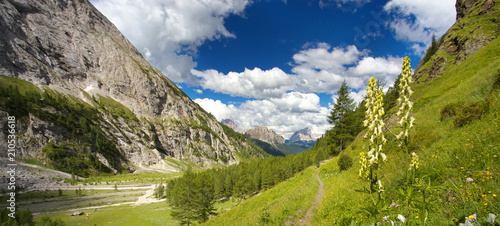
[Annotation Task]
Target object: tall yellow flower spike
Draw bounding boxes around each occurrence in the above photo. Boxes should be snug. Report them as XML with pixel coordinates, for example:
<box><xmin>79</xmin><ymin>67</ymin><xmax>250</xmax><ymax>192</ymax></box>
<box><xmin>359</xmin><ymin>152</ymin><xmax>369</xmax><ymax>179</ymax></box>
<box><xmin>396</xmin><ymin>56</ymin><xmax>415</xmax><ymax>146</ymax></box>
<box><xmin>363</xmin><ymin>77</ymin><xmax>387</xmax><ymax>166</ymax></box>
<box><xmin>409</xmin><ymin>152</ymin><xmax>419</xmax><ymax>171</ymax></box>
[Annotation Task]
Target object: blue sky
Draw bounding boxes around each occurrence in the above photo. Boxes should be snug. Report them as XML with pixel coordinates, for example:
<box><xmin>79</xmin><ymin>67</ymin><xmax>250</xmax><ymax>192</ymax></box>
<box><xmin>90</xmin><ymin>0</ymin><xmax>456</xmax><ymax>138</ymax></box>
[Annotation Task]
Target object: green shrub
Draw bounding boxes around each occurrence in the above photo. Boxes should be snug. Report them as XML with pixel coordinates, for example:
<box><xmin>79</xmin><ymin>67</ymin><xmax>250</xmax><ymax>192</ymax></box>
<box><xmin>440</xmin><ymin>102</ymin><xmax>461</xmax><ymax>121</ymax></box>
<box><xmin>440</xmin><ymin>100</ymin><xmax>490</xmax><ymax>127</ymax></box>
<box><xmin>494</xmin><ymin>69</ymin><xmax>500</xmax><ymax>89</ymax></box>
<box><xmin>39</xmin><ymin>215</ymin><xmax>67</xmax><ymax>226</ymax></box>
<box><xmin>337</xmin><ymin>153</ymin><xmax>353</xmax><ymax>171</ymax></box>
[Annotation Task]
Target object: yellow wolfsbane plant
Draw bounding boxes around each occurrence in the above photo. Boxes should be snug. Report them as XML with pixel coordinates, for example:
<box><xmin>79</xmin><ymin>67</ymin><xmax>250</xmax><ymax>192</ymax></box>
<box><xmin>364</xmin><ymin>77</ymin><xmax>387</xmax><ymax>166</ymax></box>
<box><xmin>396</xmin><ymin>56</ymin><xmax>415</xmax><ymax>146</ymax></box>
<box><xmin>361</xmin><ymin>77</ymin><xmax>387</xmax><ymax>196</ymax></box>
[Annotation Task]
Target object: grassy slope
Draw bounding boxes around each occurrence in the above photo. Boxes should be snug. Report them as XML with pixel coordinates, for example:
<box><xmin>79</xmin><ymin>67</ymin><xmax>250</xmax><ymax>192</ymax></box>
<box><xmin>311</xmin><ymin>37</ymin><xmax>500</xmax><ymax>225</ymax></box>
<box><xmin>203</xmin><ymin>9</ymin><xmax>500</xmax><ymax>225</ymax></box>
<box><xmin>203</xmin><ymin>167</ymin><xmax>319</xmax><ymax>225</ymax></box>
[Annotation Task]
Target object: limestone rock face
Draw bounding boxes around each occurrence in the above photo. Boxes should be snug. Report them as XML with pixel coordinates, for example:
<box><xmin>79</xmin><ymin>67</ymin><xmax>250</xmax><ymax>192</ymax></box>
<box><xmin>221</xmin><ymin>119</ymin><xmax>246</xmax><ymax>134</ymax></box>
<box><xmin>245</xmin><ymin>127</ymin><xmax>285</xmax><ymax>145</ymax></box>
<box><xmin>0</xmin><ymin>0</ymin><xmax>264</xmax><ymax>174</ymax></box>
<box><xmin>288</xmin><ymin>128</ymin><xmax>319</xmax><ymax>143</ymax></box>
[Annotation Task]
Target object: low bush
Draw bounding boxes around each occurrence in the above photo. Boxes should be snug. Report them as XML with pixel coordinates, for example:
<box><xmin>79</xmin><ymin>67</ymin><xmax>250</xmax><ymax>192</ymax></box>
<box><xmin>337</xmin><ymin>153</ymin><xmax>353</xmax><ymax>171</ymax></box>
<box><xmin>440</xmin><ymin>100</ymin><xmax>490</xmax><ymax>127</ymax></box>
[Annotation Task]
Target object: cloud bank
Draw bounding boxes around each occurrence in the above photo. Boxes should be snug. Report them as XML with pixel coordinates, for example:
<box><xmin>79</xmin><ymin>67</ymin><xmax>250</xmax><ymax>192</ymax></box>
<box><xmin>195</xmin><ymin>92</ymin><xmax>330</xmax><ymax>139</ymax></box>
<box><xmin>194</xmin><ymin>43</ymin><xmax>403</xmax><ymax>138</ymax></box>
<box><xmin>90</xmin><ymin>0</ymin><xmax>250</xmax><ymax>84</ymax></box>
<box><xmin>384</xmin><ymin>0</ymin><xmax>456</xmax><ymax>55</ymax></box>
<box><xmin>90</xmin><ymin>0</ymin><xmax>456</xmax><ymax>138</ymax></box>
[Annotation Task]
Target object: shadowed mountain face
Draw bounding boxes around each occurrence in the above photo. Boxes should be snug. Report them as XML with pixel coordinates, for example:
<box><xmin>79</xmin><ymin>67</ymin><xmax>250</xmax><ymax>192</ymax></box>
<box><xmin>0</xmin><ymin>0</ymin><xmax>265</xmax><ymax>176</ymax></box>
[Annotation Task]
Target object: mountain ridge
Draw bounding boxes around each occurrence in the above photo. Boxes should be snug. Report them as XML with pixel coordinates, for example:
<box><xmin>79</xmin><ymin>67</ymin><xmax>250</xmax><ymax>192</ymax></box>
<box><xmin>0</xmin><ymin>0</ymin><xmax>266</xmax><ymax>176</ymax></box>
<box><xmin>245</xmin><ymin>126</ymin><xmax>285</xmax><ymax>145</ymax></box>
<box><xmin>288</xmin><ymin>127</ymin><xmax>319</xmax><ymax>142</ymax></box>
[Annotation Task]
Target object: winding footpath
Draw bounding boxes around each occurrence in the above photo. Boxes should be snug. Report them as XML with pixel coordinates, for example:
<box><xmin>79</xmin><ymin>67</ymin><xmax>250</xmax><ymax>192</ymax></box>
<box><xmin>299</xmin><ymin>168</ymin><xmax>325</xmax><ymax>225</ymax></box>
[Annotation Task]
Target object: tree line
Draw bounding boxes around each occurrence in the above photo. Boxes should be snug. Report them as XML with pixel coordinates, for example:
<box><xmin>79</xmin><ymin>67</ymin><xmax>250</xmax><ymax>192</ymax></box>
<box><xmin>164</xmin><ymin>78</ymin><xmax>403</xmax><ymax>225</ymax></box>
<box><xmin>165</xmin><ymin>145</ymin><xmax>329</xmax><ymax>225</ymax></box>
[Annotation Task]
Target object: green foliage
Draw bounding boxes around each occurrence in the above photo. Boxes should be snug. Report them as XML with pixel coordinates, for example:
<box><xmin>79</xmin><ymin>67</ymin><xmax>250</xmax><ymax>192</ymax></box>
<box><xmin>328</xmin><ymin>80</ymin><xmax>358</xmax><ymax>151</ymax></box>
<box><xmin>440</xmin><ymin>100</ymin><xmax>490</xmax><ymax>127</ymax></box>
<box><xmin>314</xmin><ymin>81</ymin><xmax>365</xmax><ymax>157</ymax></box>
<box><xmin>168</xmin><ymin>167</ymin><xmax>217</xmax><ymax>225</ymax></box>
<box><xmin>494</xmin><ymin>69</ymin><xmax>500</xmax><ymax>89</ymax></box>
<box><xmin>154</xmin><ymin>183</ymin><xmax>165</xmax><ymax>199</ymax></box>
<box><xmin>95</xmin><ymin>94</ymin><xmax>138</xmax><ymax>122</ymax></box>
<box><xmin>204</xmin><ymin>167</ymin><xmax>319</xmax><ymax>225</ymax></box>
<box><xmin>311</xmin><ymin>31</ymin><xmax>500</xmax><ymax>225</ymax></box>
<box><xmin>384</xmin><ymin>73</ymin><xmax>402</xmax><ymax>113</ymax></box>
<box><xmin>0</xmin><ymin>208</ymin><xmax>34</xmax><ymax>226</ymax></box>
<box><xmin>0</xmin><ymin>75</ymin><xmax>126</xmax><ymax>177</ymax></box>
<box><xmin>165</xmin><ymin>146</ymin><xmax>325</xmax><ymax>224</ymax></box>
<box><xmin>337</xmin><ymin>153</ymin><xmax>353</xmax><ymax>171</ymax></box>
<box><xmin>328</xmin><ymin>80</ymin><xmax>355</xmax><ymax>125</ymax></box>
<box><xmin>421</xmin><ymin>34</ymin><xmax>440</xmax><ymax>66</ymax></box>
<box><xmin>38</xmin><ymin>215</ymin><xmax>66</xmax><ymax>226</ymax></box>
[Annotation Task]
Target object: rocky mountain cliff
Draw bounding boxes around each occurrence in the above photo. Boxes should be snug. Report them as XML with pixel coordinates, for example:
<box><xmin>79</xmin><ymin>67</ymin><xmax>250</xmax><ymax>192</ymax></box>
<box><xmin>245</xmin><ymin>126</ymin><xmax>285</xmax><ymax>145</ymax></box>
<box><xmin>221</xmin><ymin>119</ymin><xmax>246</xmax><ymax>134</ymax></box>
<box><xmin>0</xmin><ymin>0</ymin><xmax>265</xmax><ymax>176</ymax></box>
<box><xmin>288</xmin><ymin>127</ymin><xmax>319</xmax><ymax>142</ymax></box>
<box><xmin>414</xmin><ymin>0</ymin><xmax>499</xmax><ymax>81</ymax></box>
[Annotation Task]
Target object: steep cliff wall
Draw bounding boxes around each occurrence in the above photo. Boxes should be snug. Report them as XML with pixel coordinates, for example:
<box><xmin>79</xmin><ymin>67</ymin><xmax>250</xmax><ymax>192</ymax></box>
<box><xmin>0</xmin><ymin>0</ymin><xmax>265</xmax><ymax>176</ymax></box>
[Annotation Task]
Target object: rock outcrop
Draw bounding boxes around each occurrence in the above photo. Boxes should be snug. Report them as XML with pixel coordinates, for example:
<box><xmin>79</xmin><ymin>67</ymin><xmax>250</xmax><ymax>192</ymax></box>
<box><xmin>414</xmin><ymin>0</ymin><xmax>499</xmax><ymax>81</ymax></box>
<box><xmin>221</xmin><ymin>119</ymin><xmax>246</xmax><ymax>134</ymax></box>
<box><xmin>0</xmin><ymin>0</ymin><xmax>264</xmax><ymax>176</ymax></box>
<box><xmin>245</xmin><ymin>127</ymin><xmax>285</xmax><ymax>145</ymax></box>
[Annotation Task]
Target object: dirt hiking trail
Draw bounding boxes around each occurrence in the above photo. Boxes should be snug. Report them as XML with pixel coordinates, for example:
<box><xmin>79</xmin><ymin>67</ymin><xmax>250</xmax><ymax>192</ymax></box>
<box><xmin>298</xmin><ymin>167</ymin><xmax>324</xmax><ymax>225</ymax></box>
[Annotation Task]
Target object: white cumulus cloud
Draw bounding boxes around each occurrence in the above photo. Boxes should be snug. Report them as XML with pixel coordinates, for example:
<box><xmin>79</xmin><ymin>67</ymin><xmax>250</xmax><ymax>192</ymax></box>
<box><xmin>384</xmin><ymin>0</ymin><xmax>456</xmax><ymax>54</ymax></box>
<box><xmin>90</xmin><ymin>0</ymin><xmax>250</xmax><ymax>84</ymax></box>
<box><xmin>194</xmin><ymin>98</ymin><xmax>238</xmax><ymax>121</ymax></box>
<box><xmin>193</xmin><ymin>67</ymin><xmax>293</xmax><ymax>99</ymax></box>
<box><xmin>195</xmin><ymin>92</ymin><xmax>330</xmax><ymax>139</ymax></box>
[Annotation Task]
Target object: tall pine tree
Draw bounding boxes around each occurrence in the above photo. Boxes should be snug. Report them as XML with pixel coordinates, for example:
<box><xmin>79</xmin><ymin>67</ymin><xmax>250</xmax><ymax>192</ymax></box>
<box><xmin>328</xmin><ymin>80</ymin><xmax>355</xmax><ymax>152</ymax></box>
<box><xmin>169</xmin><ymin>167</ymin><xmax>197</xmax><ymax>225</ymax></box>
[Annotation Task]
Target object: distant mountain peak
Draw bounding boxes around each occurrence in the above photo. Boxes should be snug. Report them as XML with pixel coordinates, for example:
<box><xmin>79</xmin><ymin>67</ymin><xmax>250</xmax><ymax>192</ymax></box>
<box><xmin>221</xmin><ymin>119</ymin><xmax>246</xmax><ymax>133</ymax></box>
<box><xmin>289</xmin><ymin>127</ymin><xmax>319</xmax><ymax>142</ymax></box>
<box><xmin>245</xmin><ymin>126</ymin><xmax>285</xmax><ymax>145</ymax></box>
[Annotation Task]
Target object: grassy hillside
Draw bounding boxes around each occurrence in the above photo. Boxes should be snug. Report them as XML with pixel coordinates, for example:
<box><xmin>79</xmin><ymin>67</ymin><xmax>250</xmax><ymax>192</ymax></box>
<box><xmin>203</xmin><ymin>167</ymin><xmax>319</xmax><ymax>225</ymax></box>
<box><xmin>310</xmin><ymin>37</ymin><xmax>500</xmax><ymax>225</ymax></box>
<box><xmin>206</xmin><ymin>5</ymin><xmax>500</xmax><ymax>224</ymax></box>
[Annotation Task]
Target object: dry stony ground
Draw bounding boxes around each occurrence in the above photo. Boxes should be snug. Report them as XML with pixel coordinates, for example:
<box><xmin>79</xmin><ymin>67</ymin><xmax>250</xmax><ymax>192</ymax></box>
<box><xmin>0</xmin><ymin>159</ymin><xmax>165</xmax><ymax>215</ymax></box>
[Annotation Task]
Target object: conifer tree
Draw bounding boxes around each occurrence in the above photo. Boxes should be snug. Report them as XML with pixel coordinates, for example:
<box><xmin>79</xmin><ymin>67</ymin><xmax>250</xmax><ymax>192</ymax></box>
<box><xmin>170</xmin><ymin>167</ymin><xmax>198</xmax><ymax>225</ymax></box>
<box><xmin>194</xmin><ymin>173</ymin><xmax>217</xmax><ymax>223</ymax></box>
<box><xmin>328</xmin><ymin>80</ymin><xmax>355</xmax><ymax>125</ymax></box>
<box><xmin>328</xmin><ymin>80</ymin><xmax>356</xmax><ymax>152</ymax></box>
